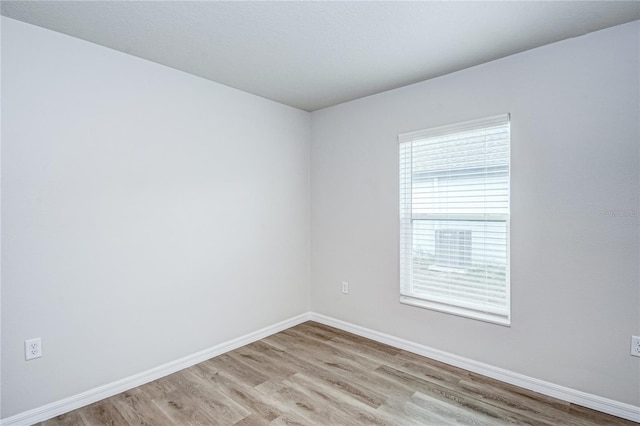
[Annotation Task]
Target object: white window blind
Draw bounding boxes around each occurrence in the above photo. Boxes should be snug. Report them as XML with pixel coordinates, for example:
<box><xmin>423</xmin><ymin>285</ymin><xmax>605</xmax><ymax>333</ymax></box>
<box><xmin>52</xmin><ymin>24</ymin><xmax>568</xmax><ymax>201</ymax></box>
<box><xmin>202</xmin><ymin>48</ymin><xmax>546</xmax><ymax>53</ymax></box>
<box><xmin>399</xmin><ymin>114</ymin><xmax>510</xmax><ymax>325</ymax></box>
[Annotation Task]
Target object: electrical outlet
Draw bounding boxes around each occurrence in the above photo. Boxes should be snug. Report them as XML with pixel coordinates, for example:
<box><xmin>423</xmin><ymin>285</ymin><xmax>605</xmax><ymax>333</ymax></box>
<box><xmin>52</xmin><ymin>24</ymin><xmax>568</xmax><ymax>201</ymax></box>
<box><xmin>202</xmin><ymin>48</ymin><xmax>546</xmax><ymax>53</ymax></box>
<box><xmin>632</xmin><ymin>336</ymin><xmax>640</xmax><ymax>357</ymax></box>
<box><xmin>342</xmin><ymin>281</ymin><xmax>349</xmax><ymax>294</ymax></box>
<box><xmin>25</xmin><ymin>338</ymin><xmax>42</xmax><ymax>360</ymax></box>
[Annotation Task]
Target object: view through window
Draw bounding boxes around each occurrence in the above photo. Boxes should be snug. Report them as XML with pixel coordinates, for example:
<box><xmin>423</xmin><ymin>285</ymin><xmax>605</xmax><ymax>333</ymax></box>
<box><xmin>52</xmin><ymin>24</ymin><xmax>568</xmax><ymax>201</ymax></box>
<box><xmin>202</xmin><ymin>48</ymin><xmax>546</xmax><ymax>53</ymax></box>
<box><xmin>399</xmin><ymin>114</ymin><xmax>511</xmax><ymax>325</ymax></box>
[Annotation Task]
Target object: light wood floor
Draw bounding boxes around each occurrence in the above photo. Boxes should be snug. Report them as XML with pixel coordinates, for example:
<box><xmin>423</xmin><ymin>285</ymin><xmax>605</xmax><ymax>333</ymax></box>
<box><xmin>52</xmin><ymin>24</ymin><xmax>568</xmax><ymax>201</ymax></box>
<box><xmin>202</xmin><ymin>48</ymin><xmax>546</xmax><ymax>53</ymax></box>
<box><xmin>38</xmin><ymin>321</ymin><xmax>636</xmax><ymax>425</ymax></box>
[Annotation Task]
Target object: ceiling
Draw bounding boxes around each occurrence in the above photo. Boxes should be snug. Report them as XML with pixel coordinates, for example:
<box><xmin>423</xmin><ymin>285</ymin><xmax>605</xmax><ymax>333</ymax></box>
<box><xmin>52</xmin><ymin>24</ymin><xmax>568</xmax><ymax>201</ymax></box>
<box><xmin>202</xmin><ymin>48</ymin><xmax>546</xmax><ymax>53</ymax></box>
<box><xmin>2</xmin><ymin>1</ymin><xmax>639</xmax><ymax>112</ymax></box>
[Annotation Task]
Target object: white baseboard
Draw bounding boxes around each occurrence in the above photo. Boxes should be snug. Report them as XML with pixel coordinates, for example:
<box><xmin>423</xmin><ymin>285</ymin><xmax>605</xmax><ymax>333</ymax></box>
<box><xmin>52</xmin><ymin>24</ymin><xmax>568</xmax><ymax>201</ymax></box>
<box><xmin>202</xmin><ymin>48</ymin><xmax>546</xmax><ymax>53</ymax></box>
<box><xmin>0</xmin><ymin>313</ymin><xmax>311</xmax><ymax>426</ymax></box>
<box><xmin>308</xmin><ymin>313</ymin><xmax>640</xmax><ymax>423</ymax></box>
<box><xmin>3</xmin><ymin>311</ymin><xmax>638</xmax><ymax>425</ymax></box>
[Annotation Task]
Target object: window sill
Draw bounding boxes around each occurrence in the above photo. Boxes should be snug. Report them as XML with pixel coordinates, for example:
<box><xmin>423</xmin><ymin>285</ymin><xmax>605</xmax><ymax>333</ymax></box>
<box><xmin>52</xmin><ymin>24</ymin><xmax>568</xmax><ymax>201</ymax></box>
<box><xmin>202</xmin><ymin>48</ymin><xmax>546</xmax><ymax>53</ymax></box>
<box><xmin>400</xmin><ymin>296</ymin><xmax>511</xmax><ymax>327</ymax></box>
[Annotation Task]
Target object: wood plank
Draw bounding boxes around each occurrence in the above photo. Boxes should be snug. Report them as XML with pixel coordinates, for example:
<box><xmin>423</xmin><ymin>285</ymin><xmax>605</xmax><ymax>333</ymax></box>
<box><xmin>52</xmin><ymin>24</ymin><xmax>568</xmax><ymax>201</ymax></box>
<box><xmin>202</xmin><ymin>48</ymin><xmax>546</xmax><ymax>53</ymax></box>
<box><xmin>77</xmin><ymin>400</ymin><xmax>129</xmax><ymax>426</ymax></box>
<box><xmin>374</xmin><ymin>363</ymin><xmax>557</xmax><ymax>425</ymax></box>
<box><xmin>111</xmin><ymin>390</ymin><xmax>174</xmax><ymax>426</ymax></box>
<box><xmin>191</xmin><ymin>367</ymin><xmax>282</xmax><ymax>422</ymax></box>
<box><xmin>285</xmin><ymin>372</ymin><xmax>397</xmax><ymax>425</ymax></box>
<box><xmin>165</xmin><ymin>368</ymin><xmax>250</xmax><ymax>424</ymax></box>
<box><xmin>38</xmin><ymin>411</ymin><xmax>87</xmax><ymax>426</ymax></box>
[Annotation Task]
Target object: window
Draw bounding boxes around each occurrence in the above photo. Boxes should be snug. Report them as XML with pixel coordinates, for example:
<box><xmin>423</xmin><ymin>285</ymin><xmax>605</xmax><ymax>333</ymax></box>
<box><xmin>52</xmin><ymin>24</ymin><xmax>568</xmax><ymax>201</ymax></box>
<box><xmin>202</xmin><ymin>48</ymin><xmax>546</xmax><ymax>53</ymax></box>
<box><xmin>399</xmin><ymin>114</ymin><xmax>510</xmax><ymax>325</ymax></box>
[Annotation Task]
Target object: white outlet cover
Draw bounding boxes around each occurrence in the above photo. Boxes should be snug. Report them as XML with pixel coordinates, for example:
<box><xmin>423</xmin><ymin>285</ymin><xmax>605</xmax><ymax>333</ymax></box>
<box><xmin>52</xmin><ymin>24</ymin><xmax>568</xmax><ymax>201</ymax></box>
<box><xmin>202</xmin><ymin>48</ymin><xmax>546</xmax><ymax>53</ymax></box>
<box><xmin>632</xmin><ymin>336</ymin><xmax>640</xmax><ymax>357</ymax></box>
<box><xmin>25</xmin><ymin>338</ymin><xmax>42</xmax><ymax>360</ymax></box>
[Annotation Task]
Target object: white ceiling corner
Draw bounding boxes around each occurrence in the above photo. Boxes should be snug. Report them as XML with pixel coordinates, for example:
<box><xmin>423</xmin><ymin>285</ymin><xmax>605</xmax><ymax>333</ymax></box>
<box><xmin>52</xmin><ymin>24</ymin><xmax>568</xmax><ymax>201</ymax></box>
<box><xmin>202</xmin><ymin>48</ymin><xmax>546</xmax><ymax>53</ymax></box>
<box><xmin>1</xmin><ymin>1</ymin><xmax>639</xmax><ymax>111</ymax></box>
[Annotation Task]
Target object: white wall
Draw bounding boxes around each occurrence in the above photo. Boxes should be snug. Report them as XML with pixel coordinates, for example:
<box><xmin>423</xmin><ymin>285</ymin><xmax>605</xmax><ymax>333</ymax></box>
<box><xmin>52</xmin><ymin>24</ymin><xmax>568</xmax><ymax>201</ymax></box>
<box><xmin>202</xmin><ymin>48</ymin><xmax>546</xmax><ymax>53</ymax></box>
<box><xmin>1</xmin><ymin>17</ymin><xmax>310</xmax><ymax>417</ymax></box>
<box><xmin>311</xmin><ymin>20</ymin><xmax>640</xmax><ymax>406</ymax></box>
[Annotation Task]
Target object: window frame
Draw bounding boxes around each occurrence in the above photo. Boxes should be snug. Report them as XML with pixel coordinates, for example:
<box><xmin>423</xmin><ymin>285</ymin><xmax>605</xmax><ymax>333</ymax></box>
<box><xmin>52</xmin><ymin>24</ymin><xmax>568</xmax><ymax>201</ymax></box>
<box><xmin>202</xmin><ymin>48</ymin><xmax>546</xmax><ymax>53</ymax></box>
<box><xmin>398</xmin><ymin>114</ymin><xmax>511</xmax><ymax>326</ymax></box>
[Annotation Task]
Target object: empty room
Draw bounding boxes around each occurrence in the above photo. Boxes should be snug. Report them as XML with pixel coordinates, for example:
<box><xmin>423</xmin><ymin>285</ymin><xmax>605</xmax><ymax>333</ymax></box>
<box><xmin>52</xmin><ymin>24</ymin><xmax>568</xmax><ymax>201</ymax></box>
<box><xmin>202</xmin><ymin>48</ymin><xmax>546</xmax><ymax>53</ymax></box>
<box><xmin>1</xmin><ymin>1</ymin><xmax>639</xmax><ymax>425</ymax></box>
